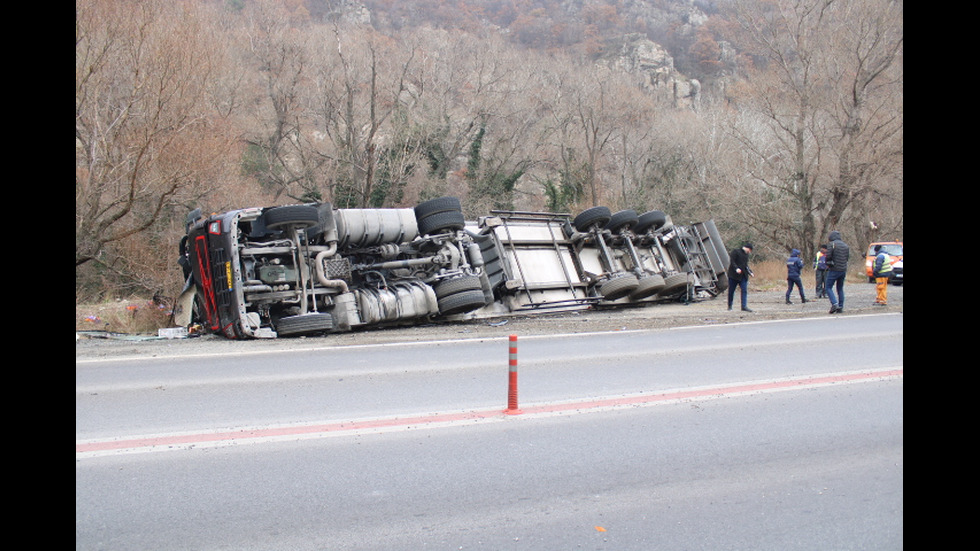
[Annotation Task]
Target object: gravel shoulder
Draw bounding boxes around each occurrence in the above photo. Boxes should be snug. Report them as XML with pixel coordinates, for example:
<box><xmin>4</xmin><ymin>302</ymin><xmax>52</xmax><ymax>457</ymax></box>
<box><xmin>76</xmin><ymin>281</ymin><xmax>902</xmax><ymax>362</ymax></box>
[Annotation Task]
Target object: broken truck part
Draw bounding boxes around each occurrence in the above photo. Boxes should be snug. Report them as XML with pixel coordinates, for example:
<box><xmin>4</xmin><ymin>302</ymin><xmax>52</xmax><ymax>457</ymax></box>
<box><xmin>176</xmin><ymin>197</ymin><xmax>731</xmax><ymax>339</ymax></box>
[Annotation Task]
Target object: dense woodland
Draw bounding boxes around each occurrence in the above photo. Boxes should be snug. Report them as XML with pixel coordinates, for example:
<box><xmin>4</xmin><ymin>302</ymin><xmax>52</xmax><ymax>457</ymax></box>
<box><xmin>75</xmin><ymin>0</ymin><xmax>903</xmax><ymax>302</ymax></box>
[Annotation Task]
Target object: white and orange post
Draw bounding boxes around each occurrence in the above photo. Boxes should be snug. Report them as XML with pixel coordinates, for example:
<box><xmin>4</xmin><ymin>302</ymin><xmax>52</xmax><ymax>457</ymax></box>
<box><xmin>505</xmin><ymin>334</ymin><xmax>522</xmax><ymax>414</ymax></box>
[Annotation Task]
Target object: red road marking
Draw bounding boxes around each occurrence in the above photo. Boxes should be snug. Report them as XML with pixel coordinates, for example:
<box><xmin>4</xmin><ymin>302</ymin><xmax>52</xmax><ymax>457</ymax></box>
<box><xmin>519</xmin><ymin>368</ymin><xmax>903</xmax><ymax>415</ymax></box>
<box><xmin>76</xmin><ymin>368</ymin><xmax>902</xmax><ymax>456</ymax></box>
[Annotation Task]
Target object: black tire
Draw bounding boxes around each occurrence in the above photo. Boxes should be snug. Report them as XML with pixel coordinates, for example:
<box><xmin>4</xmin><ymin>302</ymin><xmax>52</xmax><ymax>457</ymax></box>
<box><xmin>275</xmin><ymin>313</ymin><xmax>334</xmax><ymax>337</ymax></box>
<box><xmin>417</xmin><ymin>210</ymin><xmax>466</xmax><ymax>235</ymax></box>
<box><xmin>572</xmin><ymin>206</ymin><xmax>611</xmax><ymax>232</ymax></box>
<box><xmin>599</xmin><ymin>273</ymin><xmax>639</xmax><ymax>301</ymax></box>
<box><xmin>634</xmin><ymin>210</ymin><xmax>667</xmax><ymax>234</ymax></box>
<box><xmin>437</xmin><ymin>289</ymin><xmax>487</xmax><ymax>316</ymax></box>
<box><xmin>630</xmin><ymin>274</ymin><xmax>665</xmax><ymax>300</ymax></box>
<box><xmin>415</xmin><ymin>197</ymin><xmax>465</xmax><ymax>235</ymax></box>
<box><xmin>414</xmin><ymin>196</ymin><xmax>462</xmax><ymax>219</ymax></box>
<box><xmin>606</xmin><ymin>210</ymin><xmax>639</xmax><ymax>233</ymax></box>
<box><xmin>660</xmin><ymin>273</ymin><xmax>689</xmax><ymax>296</ymax></box>
<box><xmin>263</xmin><ymin>205</ymin><xmax>320</xmax><ymax>229</ymax></box>
<box><xmin>715</xmin><ymin>275</ymin><xmax>728</xmax><ymax>291</ymax></box>
<box><xmin>435</xmin><ymin>276</ymin><xmax>484</xmax><ymax>299</ymax></box>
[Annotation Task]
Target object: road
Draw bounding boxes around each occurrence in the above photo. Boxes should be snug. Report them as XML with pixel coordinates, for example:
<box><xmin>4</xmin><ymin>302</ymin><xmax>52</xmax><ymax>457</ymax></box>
<box><xmin>76</xmin><ymin>313</ymin><xmax>903</xmax><ymax>550</ymax></box>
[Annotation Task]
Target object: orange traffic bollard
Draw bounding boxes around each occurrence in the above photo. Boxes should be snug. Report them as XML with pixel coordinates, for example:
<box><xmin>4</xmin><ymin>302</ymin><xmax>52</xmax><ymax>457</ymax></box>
<box><xmin>505</xmin><ymin>334</ymin><xmax>522</xmax><ymax>414</ymax></box>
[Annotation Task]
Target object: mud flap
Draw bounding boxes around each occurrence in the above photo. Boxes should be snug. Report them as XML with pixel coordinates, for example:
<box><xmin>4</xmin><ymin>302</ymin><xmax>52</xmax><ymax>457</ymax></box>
<box><xmin>174</xmin><ymin>276</ymin><xmax>197</xmax><ymax>327</ymax></box>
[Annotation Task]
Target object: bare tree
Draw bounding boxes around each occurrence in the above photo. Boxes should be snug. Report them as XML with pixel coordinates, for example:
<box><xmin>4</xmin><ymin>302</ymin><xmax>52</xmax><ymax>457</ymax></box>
<box><xmin>237</xmin><ymin>0</ymin><xmax>325</xmax><ymax>202</ymax></box>
<box><xmin>821</xmin><ymin>0</ymin><xmax>903</xmax><ymax>247</ymax></box>
<box><xmin>307</xmin><ymin>24</ymin><xmax>417</xmax><ymax>207</ymax></box>
<box><xmin>446</xmin><ymin>30</ymin><xmax>547</xmax><ymax>212</ymax></box>
<box><xmin>536</xmin><ymin>60</ymin><xmax>622</xmax><ymax>210</ymax></box>
<box><xmin>725</xmin><ymin>0</ymin><xmax>834</xmax><ymax>257</ymax></box>
<box><xmin>75</xmin><ymin>0</ymin><xmax>235</xmax><ymax>270</ymax></box>
<box><xmin>401</xmin><ymin>28</ymin><xmax>493</xmax><ymax>203</ymax></box>
<box><xmin>723</xmin><ymin>0</ymin><xmax>902</xmax><ymax>258</ymax></box>
<box><xmin>572</xmin><ymin>65</ymin><xmax>624</xmax><ymax>206</ymax></box>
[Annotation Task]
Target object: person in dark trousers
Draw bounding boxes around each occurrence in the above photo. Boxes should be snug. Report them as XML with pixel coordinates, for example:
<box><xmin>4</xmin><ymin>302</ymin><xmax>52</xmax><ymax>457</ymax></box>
<box><xmin>824</xmin><ymin>231</ymin><xmax>849</xmax><ymax>313</ymax></box>
<box><xmin>814</xmin><ymin>244</ymin><xmax>828</xmax><ymax>298</ymax></box>
<box><xmin>785</xmin><ymin>248</ymin><xmax>807</xmax><ymax>304</ymax></box>
<box><xmin>727</xmin><ymin>242</ymin><xmax>754</xmax><ymax>312</ymax></box>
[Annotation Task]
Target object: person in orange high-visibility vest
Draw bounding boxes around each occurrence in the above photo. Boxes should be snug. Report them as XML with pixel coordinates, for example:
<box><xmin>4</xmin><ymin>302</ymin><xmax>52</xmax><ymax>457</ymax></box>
<box><xmin>872</xmin><ymin>245</ymin><xmax>894</xmax><ymax>305</ymax></box>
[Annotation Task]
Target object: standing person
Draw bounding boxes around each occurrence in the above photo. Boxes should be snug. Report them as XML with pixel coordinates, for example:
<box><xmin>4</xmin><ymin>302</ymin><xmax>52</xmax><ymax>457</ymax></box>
<box><xmin>825</xmin><ymin>231</ymin><xmax>849</xmax><ymax>314</ymax></box>
<box><xmin>785</xmin><ymin>248</ymin><xmax>807</xmax><ymax>304</ymax></box>
<box><xmin>872</xmin><ymin>245</ymin><xmax>894</xmax><ymax>305</ymax></box>
<box><xmin>814</xmin><ymin>245</ymin><xmax>829</xmax><ymax>298</ymax></box>
<box><xmin>727</xmin><ymin>242</ymin><xmax>754</xmax><ymax>312</ymax></box>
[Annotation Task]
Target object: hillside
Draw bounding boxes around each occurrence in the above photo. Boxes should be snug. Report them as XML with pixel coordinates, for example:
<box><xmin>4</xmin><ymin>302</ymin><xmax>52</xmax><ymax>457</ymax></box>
<box><xmin>322</xmin><ymin>0</ymin><xmax>728</xmax><ymax>82</ymax></box>
<box><xmin>76</xmin><ymin>0</ymin><xmax>903</xmax><ymax>302</ymax></box>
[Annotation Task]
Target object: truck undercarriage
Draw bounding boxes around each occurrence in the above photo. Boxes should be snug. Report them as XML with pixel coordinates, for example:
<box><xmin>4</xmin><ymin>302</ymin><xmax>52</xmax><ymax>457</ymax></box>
<box><xmin>177</xmin><ymin>197</ymin><xmax>730</xmax><ymax>339</ymax></box>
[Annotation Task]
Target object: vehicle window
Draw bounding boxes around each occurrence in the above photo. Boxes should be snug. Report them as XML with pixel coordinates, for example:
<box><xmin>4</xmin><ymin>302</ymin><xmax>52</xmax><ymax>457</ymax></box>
<box><xmin>867</xmin><ymin>244</ymin><xmax>903</xmax><ymax>256</ymax></box>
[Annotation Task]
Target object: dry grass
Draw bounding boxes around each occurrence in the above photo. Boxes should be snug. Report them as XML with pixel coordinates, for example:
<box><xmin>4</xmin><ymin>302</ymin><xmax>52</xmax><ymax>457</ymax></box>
<box><xmin>75</xmin><ymin>297</ymin><xmax>176</xmax><ymax>335</ymax></box>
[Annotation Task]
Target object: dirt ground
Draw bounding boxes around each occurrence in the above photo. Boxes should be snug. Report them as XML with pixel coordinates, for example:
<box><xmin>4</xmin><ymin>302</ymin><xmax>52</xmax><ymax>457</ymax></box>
<box><xmin>75</xmin><ymin>280</ymin><xmax>902</xmax><ymax>362</ymax></box>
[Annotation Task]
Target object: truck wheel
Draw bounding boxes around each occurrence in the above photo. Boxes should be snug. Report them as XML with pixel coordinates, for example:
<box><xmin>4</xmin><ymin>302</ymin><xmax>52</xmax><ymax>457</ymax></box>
<box><xmin>418</xmin><ymin>210</ymin><xmax>465</xmax><ymax>235</ymax></box>
<box><xmin>275</xmin><ymin>313</ymin><xmax>334</xmax><ymax>337</ymax></box>
<box><xmin>599</xmin><ymin>273</ymin><xmax>639</xmax><ymax>301</ymax></box>
<box><xmin>415</xmin><ymin>197</ymin><xmax>465</xmax><ymax>235</ymax></box>
<box><xmin>263</xmin><ymin>205</ymin><xmax>320</xmax><ymax>229</ymax></box>
<box><xmin>634</xmin><ymin>210</ymin><xmax>667</xmax><ymax>234</ymax></box>
<box><xmin>605</xmin><ymin>210</ymin><xmax>639</xmax><ymax>234</ymax></box>
<box><xmin>435</xmin><ymin>276</ymin><xmax>484</xmax><ymax>299</ymax></box>
<box><xmin>715</xmin><ymin>275</ymin><xmax>728</xmax><ymax>291</ymax></box>
<box><xmin>660</xmin><ymin>273</ymin><xmax>689</xmax><ymax>296</ymax></box>
<box><xmin>630</xmin><ymin>274</ymin><xmax>665</xmax><ymax>300</ymax></box>
<box><xmin>572</xmin><ymin>206</ymin><xmax>611</xmax><ymax>232</ymax></box>
<box><xmin>415</xmin><ymin>196</ymin><xmax>462</xmax><ymax>218</ymax></box>
<box><xmin>437</xmin><ymin>289</ymin><xmax>487</xmax><ymax>316</ymax></box>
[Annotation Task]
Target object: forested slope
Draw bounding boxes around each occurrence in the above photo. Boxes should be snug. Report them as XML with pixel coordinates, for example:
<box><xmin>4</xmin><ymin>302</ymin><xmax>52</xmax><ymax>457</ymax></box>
<box><xmin>76</xmin><ymin>0</ymin><xmax>902</xmax><ymax>301</ymax></box>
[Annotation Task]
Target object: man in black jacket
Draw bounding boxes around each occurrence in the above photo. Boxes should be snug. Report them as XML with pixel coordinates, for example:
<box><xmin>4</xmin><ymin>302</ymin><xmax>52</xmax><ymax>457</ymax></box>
<box><xmin>825</xmin><ymin>231</ymin><xmax>850</xmax><ymax>314</ymax></box>
<box><xmin>727</xmin><ymin>242</ymin><xmax>754</xmax><ymax>312</ymax></box>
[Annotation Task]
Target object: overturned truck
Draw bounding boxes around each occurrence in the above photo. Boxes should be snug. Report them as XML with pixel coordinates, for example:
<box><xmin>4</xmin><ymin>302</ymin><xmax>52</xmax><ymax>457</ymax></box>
<box><xmin>176</xmin><ymin>197</ymin><xmax>731</xmax><ymax>339</ymax></box>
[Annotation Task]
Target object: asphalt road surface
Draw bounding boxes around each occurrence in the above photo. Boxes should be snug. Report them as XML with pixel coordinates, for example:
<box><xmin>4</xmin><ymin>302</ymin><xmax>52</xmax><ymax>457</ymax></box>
<box><xmin>76</xmin><ymin>312</ymin><xmax>903</xmax><ymax>550</ymax></box>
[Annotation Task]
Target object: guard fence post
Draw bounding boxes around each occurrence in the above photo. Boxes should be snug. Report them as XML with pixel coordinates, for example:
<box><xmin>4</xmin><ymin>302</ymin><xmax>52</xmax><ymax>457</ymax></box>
<box><xmin>505</xmin><ymin>334</ymin><xmax>522</xmax><ymax>414</ymax></box>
